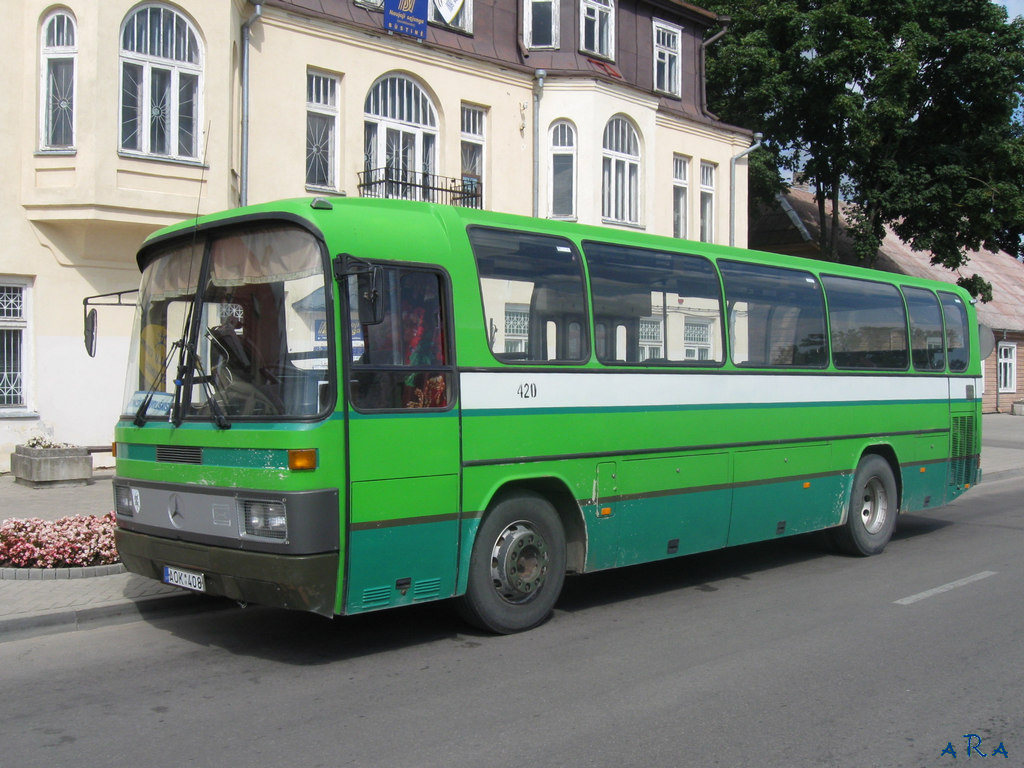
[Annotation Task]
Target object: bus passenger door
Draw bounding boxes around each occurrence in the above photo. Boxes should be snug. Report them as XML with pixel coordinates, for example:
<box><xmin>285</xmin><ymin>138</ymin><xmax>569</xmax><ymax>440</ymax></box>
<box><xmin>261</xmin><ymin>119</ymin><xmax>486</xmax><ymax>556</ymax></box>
<box><xmin>342</xmin><ymin>266</ymin><xmax>461</xmax><ymax>614</ymax></box>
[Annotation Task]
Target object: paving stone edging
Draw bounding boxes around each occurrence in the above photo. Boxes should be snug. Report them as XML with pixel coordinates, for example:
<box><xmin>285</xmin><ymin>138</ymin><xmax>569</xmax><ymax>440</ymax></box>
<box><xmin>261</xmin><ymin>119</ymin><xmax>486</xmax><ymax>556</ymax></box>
<box><xmin>0</xmin><ymin>563</ymin><xmax>126</xmax><ymax>580</ymax></box>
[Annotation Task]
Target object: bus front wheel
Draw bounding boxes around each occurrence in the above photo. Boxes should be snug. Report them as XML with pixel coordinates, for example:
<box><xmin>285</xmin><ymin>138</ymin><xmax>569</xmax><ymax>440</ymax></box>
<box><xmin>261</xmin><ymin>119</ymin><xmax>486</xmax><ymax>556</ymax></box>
<box><xmin>833</xmin><ymin>455</ymin><xmax>898</xmax><ymax>556</ymax></box>
<box><xmin>458</xmin><ymin>491</ymin><xmax>566</xmax><ymax>634</ymax></box>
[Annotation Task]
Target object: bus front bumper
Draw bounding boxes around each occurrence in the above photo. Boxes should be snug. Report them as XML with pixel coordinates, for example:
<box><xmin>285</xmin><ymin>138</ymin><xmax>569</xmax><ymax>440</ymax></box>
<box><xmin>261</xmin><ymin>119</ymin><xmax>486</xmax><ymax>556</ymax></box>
<box><xmin>115</xmin><ymin>528</ymin><xmax>339</xmax><ymax>617</ymax></box>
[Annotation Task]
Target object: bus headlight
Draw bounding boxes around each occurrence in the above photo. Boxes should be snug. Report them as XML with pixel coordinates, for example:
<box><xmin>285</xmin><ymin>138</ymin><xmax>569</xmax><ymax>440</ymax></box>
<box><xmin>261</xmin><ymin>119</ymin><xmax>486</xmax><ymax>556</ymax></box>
<box><xmin>114</xmin><ymin>485</ymin><xmax>137</xmax><ymax>517</ymax></box>
<box><xmin>241</xmin><ymin>499</ymin><xmax>288</xmax><ymax>540</ymax></box>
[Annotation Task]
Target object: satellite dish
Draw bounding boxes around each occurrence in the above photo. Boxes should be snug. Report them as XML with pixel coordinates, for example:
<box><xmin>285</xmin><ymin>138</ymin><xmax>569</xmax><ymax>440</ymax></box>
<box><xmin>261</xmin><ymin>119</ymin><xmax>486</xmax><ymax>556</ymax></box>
<box><xmin>978</xmin><ymin>324</ymin><xmax>996</xmax><ymax>360</ymax></box>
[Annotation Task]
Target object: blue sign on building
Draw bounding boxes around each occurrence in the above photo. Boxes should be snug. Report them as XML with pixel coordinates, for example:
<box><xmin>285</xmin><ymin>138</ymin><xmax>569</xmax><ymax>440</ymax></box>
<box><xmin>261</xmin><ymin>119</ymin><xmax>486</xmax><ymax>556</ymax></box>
<box><xmin>384</xmin><ymin>0</ymin><xmax>428</xmax><ymax>39</ymax></box>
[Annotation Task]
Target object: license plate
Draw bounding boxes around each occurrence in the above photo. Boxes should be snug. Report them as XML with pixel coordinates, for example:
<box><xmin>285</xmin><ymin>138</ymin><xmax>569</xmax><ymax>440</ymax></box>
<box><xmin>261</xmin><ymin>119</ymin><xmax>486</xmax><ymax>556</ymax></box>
<box><xmin>163</xmin><ymin>565</ymin><xmax>205</xmax><ymax>592</ymax></box>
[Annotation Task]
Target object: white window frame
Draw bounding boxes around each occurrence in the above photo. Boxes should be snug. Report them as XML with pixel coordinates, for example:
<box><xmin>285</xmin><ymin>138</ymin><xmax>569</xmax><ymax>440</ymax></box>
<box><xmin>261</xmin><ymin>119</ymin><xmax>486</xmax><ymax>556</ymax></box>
<box><xmin>40</xmin><ymin>10</ymin><xmax>77</xmax><ymax>151</ymax></box>
<box><xmin>461</xmin><ymin>103</ymin><xmax>486</xmax><ymax>196</ymax></box>
<box><xmin>998</xmin><ymin>342</ymin><xmax>1017</xmax><ymax>394</ymax></box>
<box><xmin>0</xmin><ymin>280</ymin><xmax>31</xmax><ymax>411</ymax></box>
<box><xmin>699</xmin><ymin>161</ymin><xmax>716</xmax><ymax>243</ymax></box>
<box><xmin>306</xmin><ymin>70</ymin><xmax>339</xmax><ymax>190</ymax></box>
<box><xmin>602</xmin><ymin>116</ymin><xmax>640</xmax><ymax>226</ymax></box>
<box><xmin>549</xmin><ymin>121</ymin><xmax>577</xmax><ymax>219</ymax></box>
<box><xmin>525</xmin><ymin>0</ymin><xmax>559</xmax><ymax>49</ymax></box>
<box><xmin>430</xmin><ymin>0</ymin><xmax>473</xmax><ymax>33</ymax></box>
<box><xmin>580</xmin><ymin>0</ymin><xmax>614</xmax><ymax>60</ymax></box>
<box><xmin>673</xmin><ymin>154</ymin><xmax>689</xmax><ymax>238</ymax></box>
<box><xmin>119</xmin><ymin>4</ymin><xmax>204</xmax><ymax>161</ymax></box>
<box><xmin>652</xmin><ymin>19</ymin><xmax>681</xmax><ymax>97</ymax></box>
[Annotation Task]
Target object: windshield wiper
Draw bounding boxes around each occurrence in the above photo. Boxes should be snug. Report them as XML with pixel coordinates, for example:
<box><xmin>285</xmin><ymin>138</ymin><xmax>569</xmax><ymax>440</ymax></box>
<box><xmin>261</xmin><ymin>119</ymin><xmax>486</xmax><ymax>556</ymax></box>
<box><xmin>168</xmin><ymin>335</ymin><xmax>231</xmax><ymax>429</ymax></box>
<box><xmin>133</xmin><ymin>339</ymin><xmax>180</xmax><ymax>427</ymax></box>
<box><xmin>194</xmin><ymin>329</ymin><xmax>232</xmax><ymax>429</ymax></box>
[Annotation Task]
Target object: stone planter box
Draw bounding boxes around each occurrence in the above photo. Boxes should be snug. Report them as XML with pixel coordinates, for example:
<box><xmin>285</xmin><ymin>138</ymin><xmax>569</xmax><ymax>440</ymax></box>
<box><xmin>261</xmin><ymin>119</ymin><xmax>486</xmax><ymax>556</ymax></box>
<box><xmin>1013</xmin><ymin>401</ymin><xmax>1024</xmax><ymax>416</ymax></box>
<box><xmin>10</xmin><ymin>445</ymin><xmax>93</xmax><ymax>488</ymax></box>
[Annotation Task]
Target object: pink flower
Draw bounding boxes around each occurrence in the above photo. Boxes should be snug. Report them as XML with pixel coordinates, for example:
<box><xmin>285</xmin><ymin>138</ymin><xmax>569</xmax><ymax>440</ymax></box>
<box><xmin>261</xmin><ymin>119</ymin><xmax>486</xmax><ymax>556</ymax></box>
<box><xmin>0</xmin><ymin>512</ymin><xmax>119</xmax><ymax>568</ymax></box>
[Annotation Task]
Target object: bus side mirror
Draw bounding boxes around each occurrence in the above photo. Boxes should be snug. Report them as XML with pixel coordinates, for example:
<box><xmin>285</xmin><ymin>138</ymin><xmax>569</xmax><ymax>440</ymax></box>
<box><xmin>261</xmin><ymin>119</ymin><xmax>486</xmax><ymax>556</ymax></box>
<box><xmin>84</xmin><ymin>307</ymin><xmax>98</xmax><ymax>357</ymax></box>
<box><xmin>979</xmin><ymin>324</ymin><xmax>995</xmax><ymax>360</ymax></box>
<box><xmin>357</xmin><ymin>267</ymin><xmax>384</xmax><ymax>325</ymax></box>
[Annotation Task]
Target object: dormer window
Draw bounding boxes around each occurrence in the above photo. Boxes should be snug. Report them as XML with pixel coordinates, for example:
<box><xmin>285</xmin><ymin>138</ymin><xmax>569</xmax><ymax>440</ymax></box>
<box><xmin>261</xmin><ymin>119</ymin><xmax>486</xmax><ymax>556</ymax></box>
<box><xmin>581</xmin><ymin>0</ymin><xmax>614</xmax><ymax>59</ymax></box>
<box><xmin>653</xmin><ymin>20</ymin><xmax>682</xmax><ymax>97</ymax></box>
<box><xmin>526</xmin><ymin>0</ymin><xmax>558</xmax><ymax>48</ymax></box>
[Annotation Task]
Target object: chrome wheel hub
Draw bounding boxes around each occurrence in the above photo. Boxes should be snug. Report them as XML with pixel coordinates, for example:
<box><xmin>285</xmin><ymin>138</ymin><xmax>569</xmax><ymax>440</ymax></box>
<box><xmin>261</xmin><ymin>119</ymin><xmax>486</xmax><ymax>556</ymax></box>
<box><xmin>860</xmin><ymin>476</ymin><xmax>889</xmax><ymax>534</ymax></box>
<box><xmin>490</xmin><ymin>521</ymin><xmax>549</xmax><ymax>604</ymax></box>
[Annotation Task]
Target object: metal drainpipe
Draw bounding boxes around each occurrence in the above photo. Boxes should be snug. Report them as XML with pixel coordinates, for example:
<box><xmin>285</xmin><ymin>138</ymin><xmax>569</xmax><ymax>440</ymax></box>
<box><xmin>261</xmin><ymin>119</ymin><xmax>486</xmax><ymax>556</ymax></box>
<box><xmin>240</xmin><ymin>3</ymin><xmax>263</xmax><ymax>207</ymax></box>
<box><xmin>729</xmin><ymin>132</ymin><xmax>762</xmax><ymax>247</ymax></box>
<box><xmin>532</xmin><ymin>69</ymin><xmax>546</xmax><ymax>218</ymax></box>
<box><xmin>700</xmin><ymin>17</ymin><xmax>730</xmax><ymax>119</ymax></box>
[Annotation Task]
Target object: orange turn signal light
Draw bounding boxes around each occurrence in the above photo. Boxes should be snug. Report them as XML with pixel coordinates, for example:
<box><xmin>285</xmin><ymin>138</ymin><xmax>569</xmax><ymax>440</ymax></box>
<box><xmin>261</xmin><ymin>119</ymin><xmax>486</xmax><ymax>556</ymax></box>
<box><xmin>288</xmin><ymin>449</ymin><xmax>318</xmax><ymax>471</ymax></box>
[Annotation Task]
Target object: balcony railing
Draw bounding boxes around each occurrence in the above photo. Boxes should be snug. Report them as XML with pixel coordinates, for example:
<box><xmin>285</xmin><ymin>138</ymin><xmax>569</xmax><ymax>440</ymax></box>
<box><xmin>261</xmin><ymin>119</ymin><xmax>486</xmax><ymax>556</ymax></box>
<box><xmin>357</xmin><ymin>168</ymin><xmax>483</xmax><ymax>209</ymax></box>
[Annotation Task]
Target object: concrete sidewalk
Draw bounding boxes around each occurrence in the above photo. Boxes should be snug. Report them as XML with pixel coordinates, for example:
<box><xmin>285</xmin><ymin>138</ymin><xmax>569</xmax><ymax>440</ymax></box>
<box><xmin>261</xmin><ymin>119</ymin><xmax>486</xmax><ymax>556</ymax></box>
<box><xmin>0</xmin><ymin>470</ymin><xmax>218</xmax><ymax>640</ymax></box>
<box><xmin>0</xmin><ymin>414</ymin><xmax>1021</xmax><ymax>641</ymax></box>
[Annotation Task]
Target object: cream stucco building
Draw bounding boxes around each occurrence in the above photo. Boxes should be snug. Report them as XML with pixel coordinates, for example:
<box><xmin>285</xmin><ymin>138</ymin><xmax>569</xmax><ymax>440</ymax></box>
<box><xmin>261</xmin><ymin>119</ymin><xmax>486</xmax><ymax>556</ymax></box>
<box><xmin>1</xmin><ymin>0</ymin><xmax>754</xmax><ymax>470</ymax></box>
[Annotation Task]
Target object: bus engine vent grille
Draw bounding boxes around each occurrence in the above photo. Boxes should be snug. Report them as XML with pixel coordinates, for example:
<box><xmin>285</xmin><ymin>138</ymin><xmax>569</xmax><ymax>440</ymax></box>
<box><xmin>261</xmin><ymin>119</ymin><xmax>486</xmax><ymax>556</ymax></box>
<box><xmin>949</xmin><ymin>415</ymin><xmax>978</xmax><ymax>487</ymax></box>
<box><xmin>156</xmin><ymin>445</ymin><xmax>203</xmax><ymax>465</ymax></box>
<box><xmin>361</xmin><ymin>586</ymin><xmax>392</xmax><ymax>608</ymax></box>
<box><xmin>413</xmin><ymin>578</ymin><xmax>442</xmax><ymax>601</ymax></box>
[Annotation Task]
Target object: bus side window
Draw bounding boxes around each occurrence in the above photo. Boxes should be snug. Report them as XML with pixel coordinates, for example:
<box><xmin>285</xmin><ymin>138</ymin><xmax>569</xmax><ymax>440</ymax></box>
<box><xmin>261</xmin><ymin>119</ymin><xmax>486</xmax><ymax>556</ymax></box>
<box><xmin>903</xmin><ymin>286</ymin><xmax>945</xmax><ymax>371</ymax></box>
<box><xmin>469</xmin><ymin>227</ymin><xmax>590</xmax><ymax>364</ymax></box>
<box><xmin>939</xmin><ymin>292</ymin><xmax>970</xmax><ymax>372</ymax></box>
<box><xmin>823</xmin><ymin>275</ymin><xmax>908</xmax><ymax>370</ymax></box>
<box><xmin>584</xmin><ymin>241</ymin><xmax>724</xmax><ymax>365</ymax></box>
<box><xmin>720</xmin><ymin>261</ymin><xmax>827</xmax><ymax>369</ymax></box>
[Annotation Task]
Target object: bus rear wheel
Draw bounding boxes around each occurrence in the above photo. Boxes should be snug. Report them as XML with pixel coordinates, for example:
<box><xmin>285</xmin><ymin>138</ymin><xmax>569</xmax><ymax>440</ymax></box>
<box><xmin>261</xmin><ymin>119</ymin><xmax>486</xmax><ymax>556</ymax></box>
<box><xmin>458</xmin><ymin>491</ymin><xmax>566</xmax><ymax>634</ymax></box>
<box><xmin>832</xmin><ymin>455</ymin><xmax>898</xmax><ymax>556</ymax></box>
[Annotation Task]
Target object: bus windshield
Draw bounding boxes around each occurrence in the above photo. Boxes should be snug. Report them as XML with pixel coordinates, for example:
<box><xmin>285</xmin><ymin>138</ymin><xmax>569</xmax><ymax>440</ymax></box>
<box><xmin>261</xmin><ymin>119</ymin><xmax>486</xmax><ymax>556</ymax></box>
<box><xmin>121</xmin><ymin>223</ymin><xmax>333</xmax><ymax>423</ymax></box>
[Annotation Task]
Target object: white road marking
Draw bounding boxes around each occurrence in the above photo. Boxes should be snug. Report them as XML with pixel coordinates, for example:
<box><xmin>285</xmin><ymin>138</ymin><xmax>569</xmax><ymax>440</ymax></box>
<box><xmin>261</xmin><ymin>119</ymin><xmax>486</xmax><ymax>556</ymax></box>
<box><xmin>894</xmin><ymin>571</ymin><xmax>997</xmax><ymax>605</ymax></box>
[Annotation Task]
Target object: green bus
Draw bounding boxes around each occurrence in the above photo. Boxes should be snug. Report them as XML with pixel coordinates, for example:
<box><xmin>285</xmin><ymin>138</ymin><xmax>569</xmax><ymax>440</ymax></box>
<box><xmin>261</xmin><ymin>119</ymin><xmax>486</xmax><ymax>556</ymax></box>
<box><xmin>111</xmin><ymin>197</ymin><xmax>982</xmax><ymax>633</ymax></box>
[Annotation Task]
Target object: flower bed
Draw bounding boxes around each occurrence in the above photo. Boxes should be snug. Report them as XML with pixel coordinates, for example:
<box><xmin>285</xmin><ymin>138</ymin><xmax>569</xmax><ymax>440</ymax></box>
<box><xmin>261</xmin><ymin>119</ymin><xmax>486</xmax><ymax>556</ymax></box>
<box><xmin>0</xmin><ymin>512</ymin><xmax>119</xmax><ymax>568</ymax></box>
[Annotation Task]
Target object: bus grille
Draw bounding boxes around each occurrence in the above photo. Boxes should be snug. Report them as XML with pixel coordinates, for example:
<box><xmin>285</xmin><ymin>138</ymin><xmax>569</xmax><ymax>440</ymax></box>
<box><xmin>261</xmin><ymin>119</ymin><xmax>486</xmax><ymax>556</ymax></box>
<box><xmin>156</xmin><ymin>445</ymin><xmax>203</xmax><ymax>464</ymax></box>
<box><xmin>949</xmin><ymin>415</ymin><xmax>978</xmax><ymax>487</ymax></box>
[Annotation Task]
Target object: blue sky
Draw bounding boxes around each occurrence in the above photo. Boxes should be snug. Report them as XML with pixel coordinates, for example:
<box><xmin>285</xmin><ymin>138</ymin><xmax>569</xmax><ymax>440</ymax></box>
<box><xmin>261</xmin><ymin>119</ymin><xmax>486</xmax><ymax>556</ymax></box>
<box><xmin>1002</xmin><ymin>0</ymin><xmax>1024</xmax><ymax>19</ymax></box>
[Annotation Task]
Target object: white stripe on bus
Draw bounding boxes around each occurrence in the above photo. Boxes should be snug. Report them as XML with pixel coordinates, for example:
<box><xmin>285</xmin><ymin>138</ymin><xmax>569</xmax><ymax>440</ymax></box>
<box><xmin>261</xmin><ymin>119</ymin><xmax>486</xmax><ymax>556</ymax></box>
<box><xmin>460</xmin><ymin>371</ymin><xmax>980</xmax><ymax>411</ymax></box>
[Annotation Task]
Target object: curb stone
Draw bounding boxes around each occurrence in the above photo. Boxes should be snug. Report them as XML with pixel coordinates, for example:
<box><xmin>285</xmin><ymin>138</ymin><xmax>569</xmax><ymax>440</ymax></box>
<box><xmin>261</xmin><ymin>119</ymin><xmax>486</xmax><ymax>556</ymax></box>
<box><xmin>0</xmin><ymin>592</ymin><xmax>225</xmax><ymax>643</ymax></box>
<box><xmin>0</xmin><ymin>563</ymin><xmax>126</xmax><ymax>580</ymax></box>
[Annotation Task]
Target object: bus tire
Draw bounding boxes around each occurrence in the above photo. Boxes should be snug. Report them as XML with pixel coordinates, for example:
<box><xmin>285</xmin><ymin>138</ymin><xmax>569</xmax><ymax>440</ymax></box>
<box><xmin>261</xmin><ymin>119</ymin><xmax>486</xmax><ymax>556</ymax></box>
<box><xmin>457</xmin><ymin>491</ymin><xmax>566</xmax><ymax>634</ymax></box>
<box><xmin>832</xmin><ymin>455</ymin><xmax>898</xmax><ymax>556</ymax></box>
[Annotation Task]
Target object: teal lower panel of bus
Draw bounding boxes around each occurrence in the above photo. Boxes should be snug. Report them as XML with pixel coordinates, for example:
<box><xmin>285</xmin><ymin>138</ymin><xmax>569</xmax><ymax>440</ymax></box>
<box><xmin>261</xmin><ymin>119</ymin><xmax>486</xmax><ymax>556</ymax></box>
<box><xmin>344</xmin><ymin>517</ymin><xmax>460</xmax><ymax>613</ymax></box>
<box><xmin>729</xmin><ymin>473</ymin><xmax>848</xmax><ymax>546</ymax></box>
<box><xmin>583</xmin><ymin>489</ymin><xmax>733</xmax><ymax>571</ymax></box>
<box><xmin>901</xmin><ymin>459</ymin><xmax>949</xmax><ymax>511</ymax></box>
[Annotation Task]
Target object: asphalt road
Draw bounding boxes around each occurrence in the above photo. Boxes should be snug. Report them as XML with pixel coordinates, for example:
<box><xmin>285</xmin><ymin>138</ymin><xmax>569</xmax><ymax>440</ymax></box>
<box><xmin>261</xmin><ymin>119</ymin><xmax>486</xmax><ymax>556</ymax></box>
<box><xmin>2</xmin><ymin>476</ymin><xmax>1021</xmax><ymax>768</ymax></box>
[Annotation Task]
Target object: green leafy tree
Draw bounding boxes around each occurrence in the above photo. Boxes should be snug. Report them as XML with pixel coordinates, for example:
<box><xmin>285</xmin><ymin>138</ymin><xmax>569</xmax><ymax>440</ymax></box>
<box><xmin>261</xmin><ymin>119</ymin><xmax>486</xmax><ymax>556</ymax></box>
<box><xmin>706</xmin><ymin>0</ymin><xmax>1024</xmax><ymax>299</ymax></box>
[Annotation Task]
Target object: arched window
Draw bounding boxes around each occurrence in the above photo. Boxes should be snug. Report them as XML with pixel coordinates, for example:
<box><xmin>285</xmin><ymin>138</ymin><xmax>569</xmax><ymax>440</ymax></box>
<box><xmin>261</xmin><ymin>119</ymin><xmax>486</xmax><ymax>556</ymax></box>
<box><xmin>363</xmin><ymin>74</ymin><xmax>438</xmax><ymax>201</ymax></box>
<box><xmin>119</xmin><ymin>5</ymin><xmax>203</xmax><ymax>160</ymax></box>
<box><xmin>549</xmin><ymin>121</ymin><xmax>576</xmax><ymax>218</ymax></box>
<box><xmin>40</xmin><ymin>10</ymin><xmax>77</xmax><ymax>150</ymax></box>
<box><xmin>602</xmin><ymin>116</ymin><xmax>640</xmax><ymax>224</ymax></box>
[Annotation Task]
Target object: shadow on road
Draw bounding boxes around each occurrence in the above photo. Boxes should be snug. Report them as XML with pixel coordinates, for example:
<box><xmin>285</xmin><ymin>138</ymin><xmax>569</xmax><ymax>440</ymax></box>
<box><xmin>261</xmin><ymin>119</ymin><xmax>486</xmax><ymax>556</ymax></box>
<box><xmin>151</xmin><ymin>513</ymin><xmax>955</xmax><ymax>663</ymax></box>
